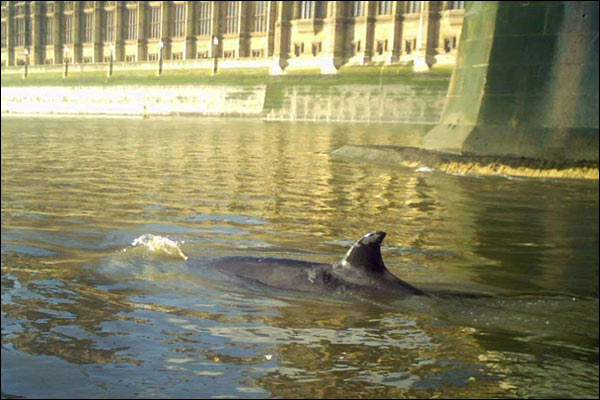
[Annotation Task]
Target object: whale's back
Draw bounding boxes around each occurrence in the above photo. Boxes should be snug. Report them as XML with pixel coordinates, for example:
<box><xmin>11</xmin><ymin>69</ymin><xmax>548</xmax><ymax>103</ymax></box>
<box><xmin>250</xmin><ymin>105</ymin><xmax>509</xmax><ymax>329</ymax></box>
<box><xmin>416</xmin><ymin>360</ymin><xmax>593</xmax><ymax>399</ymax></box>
<box><xmin>206</xmin><ymin>256</ymin><xmax>334</xmax><ymax>293</ymax></box>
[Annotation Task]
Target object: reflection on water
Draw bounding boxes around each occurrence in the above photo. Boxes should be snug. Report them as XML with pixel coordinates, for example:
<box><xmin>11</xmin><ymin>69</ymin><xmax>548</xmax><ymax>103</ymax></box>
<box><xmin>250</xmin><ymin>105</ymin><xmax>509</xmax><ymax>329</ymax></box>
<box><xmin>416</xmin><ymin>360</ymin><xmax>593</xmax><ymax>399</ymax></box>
<box><xmin>1</xmin><ymin>117</ymin><xmax>598</xmax><ymax>398</ymax></box>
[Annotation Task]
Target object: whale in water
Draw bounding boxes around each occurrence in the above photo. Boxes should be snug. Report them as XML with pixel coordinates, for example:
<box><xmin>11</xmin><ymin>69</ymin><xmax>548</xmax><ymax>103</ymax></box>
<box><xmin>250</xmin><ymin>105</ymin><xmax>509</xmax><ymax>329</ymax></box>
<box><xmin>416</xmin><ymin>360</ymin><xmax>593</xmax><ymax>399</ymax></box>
<box><xmin>204</xmin><ymin>231</ymin><xmax>426</xmax><ymax>298</ymax></box>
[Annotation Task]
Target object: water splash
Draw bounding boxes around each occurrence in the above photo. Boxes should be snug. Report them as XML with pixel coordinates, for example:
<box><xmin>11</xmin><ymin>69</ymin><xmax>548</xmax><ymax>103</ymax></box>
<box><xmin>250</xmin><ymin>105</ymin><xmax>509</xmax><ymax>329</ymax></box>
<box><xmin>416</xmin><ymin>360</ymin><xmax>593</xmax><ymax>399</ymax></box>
<box><xmin>415</xmin><ymin>166</ymin><xmax>433</xmax><ymax>172</ymax></box>
<box><xmin>128</xmin><ymin>234</ymin><xmax>188</xmax><ymax>261</ymax></box>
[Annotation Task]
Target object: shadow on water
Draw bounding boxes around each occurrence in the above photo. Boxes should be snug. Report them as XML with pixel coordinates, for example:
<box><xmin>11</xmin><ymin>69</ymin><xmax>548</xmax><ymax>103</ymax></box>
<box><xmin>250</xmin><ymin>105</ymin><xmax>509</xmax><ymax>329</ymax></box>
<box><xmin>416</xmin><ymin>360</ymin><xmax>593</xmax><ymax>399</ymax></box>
<box><xmin>2</xmin><ymin>117</ymin><xmax>598</xmax><ymax>398</ymax></box>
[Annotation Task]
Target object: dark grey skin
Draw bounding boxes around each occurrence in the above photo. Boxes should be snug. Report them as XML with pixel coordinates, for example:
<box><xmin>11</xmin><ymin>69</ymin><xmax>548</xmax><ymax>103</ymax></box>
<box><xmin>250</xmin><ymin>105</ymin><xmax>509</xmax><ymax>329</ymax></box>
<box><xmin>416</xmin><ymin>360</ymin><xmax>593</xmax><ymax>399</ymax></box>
<box><xmin>205</xmin><ymin>231</ymin><xmax>426</xmax><ymax>298</ymax></box>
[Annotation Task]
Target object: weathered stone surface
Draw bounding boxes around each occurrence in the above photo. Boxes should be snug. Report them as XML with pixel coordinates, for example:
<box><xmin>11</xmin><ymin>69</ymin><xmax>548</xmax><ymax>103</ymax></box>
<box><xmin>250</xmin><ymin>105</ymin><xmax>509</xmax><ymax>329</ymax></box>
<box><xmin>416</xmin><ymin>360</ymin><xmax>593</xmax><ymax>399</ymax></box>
<box><xmin>422</xmin><ymin>1</ymin><xmax>599</xmax><ymax>162</ymax></box>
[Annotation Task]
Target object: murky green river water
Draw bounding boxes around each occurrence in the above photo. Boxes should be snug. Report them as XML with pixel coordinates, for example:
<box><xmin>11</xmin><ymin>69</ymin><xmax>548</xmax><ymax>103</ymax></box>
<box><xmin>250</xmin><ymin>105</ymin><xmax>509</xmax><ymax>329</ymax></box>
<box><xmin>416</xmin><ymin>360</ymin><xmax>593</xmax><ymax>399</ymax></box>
<box><xmin>1</xmin><ymin>116</ymin><xmax>598</xmax><ymax>398</ymax></box>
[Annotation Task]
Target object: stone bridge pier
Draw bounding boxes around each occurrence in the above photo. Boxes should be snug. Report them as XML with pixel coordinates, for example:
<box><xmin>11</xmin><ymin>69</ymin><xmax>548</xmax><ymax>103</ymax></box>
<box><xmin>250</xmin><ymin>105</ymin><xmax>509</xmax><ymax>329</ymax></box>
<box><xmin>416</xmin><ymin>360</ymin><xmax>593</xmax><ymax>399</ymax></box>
<box><xmin>422</xmin><ymin>1</ymin><xmax>598</xmax><ymax>162</ymax></box>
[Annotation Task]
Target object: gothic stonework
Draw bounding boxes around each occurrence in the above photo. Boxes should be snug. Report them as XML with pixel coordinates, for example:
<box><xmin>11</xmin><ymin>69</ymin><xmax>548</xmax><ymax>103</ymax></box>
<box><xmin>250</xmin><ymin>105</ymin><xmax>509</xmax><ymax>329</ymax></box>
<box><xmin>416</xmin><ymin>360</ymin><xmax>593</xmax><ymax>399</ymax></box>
<box><xmin>1</xmin><ymin>1</ymin><xmax>465</xmax><ymax>72</ymax></box>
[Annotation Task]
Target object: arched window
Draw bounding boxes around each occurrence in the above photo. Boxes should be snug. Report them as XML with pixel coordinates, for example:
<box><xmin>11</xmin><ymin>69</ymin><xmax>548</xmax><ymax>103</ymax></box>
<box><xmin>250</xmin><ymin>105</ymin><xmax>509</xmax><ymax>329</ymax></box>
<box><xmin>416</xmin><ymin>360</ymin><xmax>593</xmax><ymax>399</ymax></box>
<box><xmin>173</xmin><ymin>3</ymin><xmax>185</xmax><ymax>37</ymax></box>
<box><xmin>103</xmin><ymin>10</ymin><xmax>115</xmax><ymax>42</ymax></box>
<box><xmin>43</xmin><ymin>17</ymin><xmax>53</xmax><ymax>45</ymax></box>
<box><xmin>197</xmin><ymin>2</ymin><xmax>211</xmax><ymax>35</ymax></box>
<box><xmin>83</xmin><ymin>12</ymin><xmax>93</xmax><ymax>43</ymax></box>
<box><xmin>125</xmin><ymin>8</ymin><xmax>137</xmax><ymax>40</ymax></box>
<box><xmin>352</xmin><ymin>1</ymin><xmax>365</xmax><ymax>17</ymax></box>
<box><xmin>406</xmin><ymin>1</ymin><xmax>421</xmax><ymax>14</ymax></box>
<box><xmin>378</xmin><ymin>1</ymin><xmax>392</xmax><ymax>15</ymax></box>
<box><xmin>252</xmin><ymin>1</ymin><xmax>267</xmax><ymax>32</ymax></box>
<box><xmin>63</xmin><ymin>14</ymin><xmax>73</xmax><ymax>44</ymax></box>
<box><xmin>299</xmin><ymin>1</ymin><xmax>326</xmax><ymax>19</ymax></box>
<box><xmin>225</xmin><ymin>1</ymin><xmax>238</xmax><ymax>34</ymax></box>
<box><xmin>149</xmin><ymin>6</ymin><xmax>161</xmax><ymax>38</ymax></box>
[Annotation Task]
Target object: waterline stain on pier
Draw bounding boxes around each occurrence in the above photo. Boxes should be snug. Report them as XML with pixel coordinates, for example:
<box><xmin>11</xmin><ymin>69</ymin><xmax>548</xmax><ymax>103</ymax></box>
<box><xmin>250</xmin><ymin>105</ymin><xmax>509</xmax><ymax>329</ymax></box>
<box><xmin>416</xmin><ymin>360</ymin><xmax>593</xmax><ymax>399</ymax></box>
<box><xmin>332</xmin><ymin>145</ymin><xmax>599</xmax><ymax>180</ymax></box>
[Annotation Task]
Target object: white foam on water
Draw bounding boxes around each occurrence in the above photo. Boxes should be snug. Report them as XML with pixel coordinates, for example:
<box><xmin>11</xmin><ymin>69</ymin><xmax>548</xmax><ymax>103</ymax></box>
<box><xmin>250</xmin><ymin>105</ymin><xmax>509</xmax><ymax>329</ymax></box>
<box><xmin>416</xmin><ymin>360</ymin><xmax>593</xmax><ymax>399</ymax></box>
<box><xmin>130</xmin><ymin>234</ymin><xmax>188</xmax><ymax>261</ymax></box>
<box><xmin>415</xmin><ymin>166</ymin><xmax>433</xmax><ymax>172</ymax></box>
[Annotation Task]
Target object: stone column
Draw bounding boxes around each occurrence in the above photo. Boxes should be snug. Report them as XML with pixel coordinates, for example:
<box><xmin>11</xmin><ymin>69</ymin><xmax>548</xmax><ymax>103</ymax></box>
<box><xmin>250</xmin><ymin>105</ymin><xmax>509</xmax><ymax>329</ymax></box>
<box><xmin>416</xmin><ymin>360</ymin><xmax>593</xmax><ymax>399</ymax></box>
<box><xmin>6</xmin><ymin>1</ymin><xmax>15</xmax><ymax>66</ymax></box>
<box><xmin>389</xmin><ymin>0</ymin><xmax>404</xmax><ymax>63</ymax></box>
<box><xmin>265</xmin><ymin>0</ymin><xmax>276</xmax><ymax>57</ymax></box>
<box><xmin>210</xmin><ymin>1</ymin><xmax>221</xmax><ymax>58</ymax></box>
<box><xmin>137</xmin><ymin>1</ymin><xmax>147</xmax><ymax>61</ymax></box>
<box><xmin>361</xmin><ymin>1</ymin><xmax>377</xmax><ymax>64</ymax></box>
<box><xmin>30</xmin><ymin>1</ymin><xmax>42</xmax><ymax>65</ymax></box>
<box><xmin>115</xmin><ymin>1</ymin><xmax>124</xmax><ymax>61</ymax></box>
<box><xmin>184</xmin><ymin>0</ymin><xmax>195</xmax><ymax>59</ymax></box>
<box><xmin>93</xmin><ymin>1</ymin><xmax>102</xmax><ymax>62</ymax></box>
<box><xmin>160</xmin><ymin>1</ymin><xmax>171</xmax><ymax>59</ymax></box>
<box><xmin>413</xmin><ymin>0</ymin><xmax>440</xmax><ymax>71</ymax></box>
<box><xmin>321</xmin><ymin>0</ymin><xmax>344</xmax><ymax>74</ymax></box>
<box><xmin>72</xmin><ymin>1</ymin><xmax>82</xmax><ymax>63</ymax></box>
<box><xmin>53</xmin><ymin>2</ymin><xmax>63</xmax><ymax>64</ymax></box>
<box><xmin>238</xmin><ymin>0</ymin><xmax>249</xmax><ymax>58</ymax></box>
<box><xmin>270</xmin><ymin>1</ymin><xmax>291</xmax><ymax>74</ymax></box>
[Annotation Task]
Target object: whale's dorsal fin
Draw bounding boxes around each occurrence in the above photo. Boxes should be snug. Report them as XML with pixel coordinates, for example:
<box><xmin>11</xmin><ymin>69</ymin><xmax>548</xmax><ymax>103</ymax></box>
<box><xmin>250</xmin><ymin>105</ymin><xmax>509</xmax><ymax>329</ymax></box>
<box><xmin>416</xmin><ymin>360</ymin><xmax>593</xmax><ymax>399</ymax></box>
<box><xmin>340</xmin><ymin>231</ymin><xmax>387</xmax><ymax>274</ymax></box>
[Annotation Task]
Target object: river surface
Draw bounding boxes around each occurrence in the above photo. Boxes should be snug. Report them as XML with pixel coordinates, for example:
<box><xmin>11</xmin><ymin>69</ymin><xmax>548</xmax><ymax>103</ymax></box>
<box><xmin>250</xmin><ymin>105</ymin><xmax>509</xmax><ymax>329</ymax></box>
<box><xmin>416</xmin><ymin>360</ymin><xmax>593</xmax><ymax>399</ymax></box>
<box><xmin>1</xmin><ymin>116</ymin><xmax>598</xmax><ymax>399</ymax></box>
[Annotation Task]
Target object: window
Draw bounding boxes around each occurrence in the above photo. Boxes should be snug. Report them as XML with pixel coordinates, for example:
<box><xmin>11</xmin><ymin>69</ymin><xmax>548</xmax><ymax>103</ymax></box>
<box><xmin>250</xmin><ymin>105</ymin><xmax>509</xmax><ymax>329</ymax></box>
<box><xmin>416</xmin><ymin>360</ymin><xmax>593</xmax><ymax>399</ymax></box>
<box><xmin>224</xmin><ymin>50</ymin><xmax>235</xmax><ymax>58</ymax></box>
<box><xmin>45</xmin><ymin>58</ymin><xmax>54</xmax><ymax>64</ymax></box>
<box><xmin>15</xmin><ymin>18</ymin><xmax>26</xmax><ymax>46</ymax></box>
<box><xmin>352</xmin><ymin>1</ymin><xmax>365</xmax><ymax>17</ymax></box>
<box><xmin>173</xmin><ymin>3</ymin><xmax>185</xmax><ymax>37</ymax></box>
<box><xmin>150</xmin><ymin>6</ymin><xmax>161</xmax><ymax>38</ymax></box>
<box><xmin>104</xmin><ymin>10</ymin><xmax>114</xmax><ymax>41</ymax></box>
<box><xmin>126</xmin><ymin>54</ymin><xmax>136</xmax><ymax>62</ymax></box>
<box><xmin>83</xmin><ymin>56</ymin><xmax>93</xmax><ymax>63</ymax></box>
<box><xmin>1</xmin><ymin>21</ymin><xmax>6</xmax><ymax>48</ymax></box>
<box><xmin>197</xmin><ymin>50</ymin><xmax>209</xmax><ymax>58</ymax></box>
<box><xmin>378</xmin><ymin>1</ymin><xmax>392</xmax><ymax>15</ymax></box>
<box><xmin>299</xmin><ymin>1</ymin><xmax>325</xmax><ymax>19</ymax></box>
<box><xmin>83</xmin><ymin>12</ymin><xmax>93</xmax><ymax>43</ymax></box>
<box><xmin>251</xmin><ymin>49</ymin><xmax>264</xmax><ymax>58</ymax></box>
<box><xmin>126</xmin><ymin>8</ymin><xmax>137</xmax><ymax>40</ymax></box>
<box><xmin>197</xmin><ymin>2</ymin><xmax>211</xmax><ymax>35</ymax></box>
<box><xmin>300</xmin><ymin>1</ymin><xmax>313</xmax><ymax>19</ymax></box>
<box><xmin>448</xmin><ymin>1</ymin><xmax>465</xmax><ymax>10</ymax></box>
<box><xmin>172</xmin><ymin>52</ymin><xmax>183</xmax><ymax>60</ymax></box>
<box><xmin>44</xmin><ymin>17</ymin><xmax>53</xmax><ymax>45</ymax></box>
<box><xmin>406</xmin><ymin>1</ymin><xmax>420</xmax><ymax>14</ymax></box>
<box><xmin>224</xmin><ymin>2</ymin><xmax>238</xmax><ymax>34</ymax></box>
<box><xmin>315</xmin><ymin>1</ymin><xmax>326</xmax><ymax>18</ymax></box>
<box><xmin>64</xmin><ymin>15</ymin><xmax>73</xmax><ymax>44</ymax></box>
<box><xmin>252</xmin><ymin>1</ymin><xmax>267</xmax><ymax>32</ymax></box>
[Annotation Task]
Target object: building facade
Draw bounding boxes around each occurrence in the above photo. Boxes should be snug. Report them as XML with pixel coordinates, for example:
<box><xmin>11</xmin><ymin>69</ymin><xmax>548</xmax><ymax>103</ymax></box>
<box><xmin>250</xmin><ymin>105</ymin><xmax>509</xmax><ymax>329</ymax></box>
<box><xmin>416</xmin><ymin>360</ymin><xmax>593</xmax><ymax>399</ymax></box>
<box><xmin>1</xmin><ymin>1</ymin><xmax>466</xmax><ymax>73</ymax></box>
